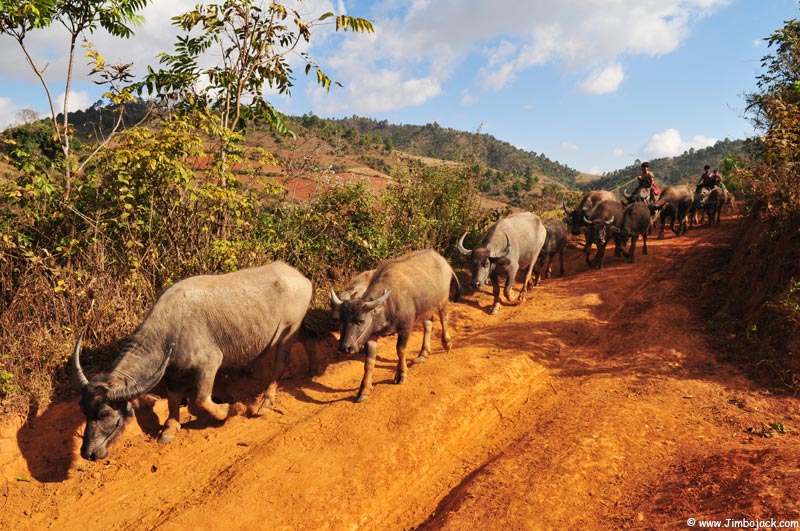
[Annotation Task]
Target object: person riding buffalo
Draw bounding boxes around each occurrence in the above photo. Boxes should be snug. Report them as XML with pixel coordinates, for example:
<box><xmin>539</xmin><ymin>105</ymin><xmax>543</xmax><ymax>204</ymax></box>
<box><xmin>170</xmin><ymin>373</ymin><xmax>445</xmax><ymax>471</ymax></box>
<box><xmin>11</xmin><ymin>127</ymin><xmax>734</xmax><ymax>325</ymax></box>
<box><xmin>633</xmin><ymin>162</ymin><xmax>660</xmax><ymax>204</ymax></box>
<box><xmin>695</xmin><ymin>164</ymin><xmax>716</xmax><ymax>194</ymax></box>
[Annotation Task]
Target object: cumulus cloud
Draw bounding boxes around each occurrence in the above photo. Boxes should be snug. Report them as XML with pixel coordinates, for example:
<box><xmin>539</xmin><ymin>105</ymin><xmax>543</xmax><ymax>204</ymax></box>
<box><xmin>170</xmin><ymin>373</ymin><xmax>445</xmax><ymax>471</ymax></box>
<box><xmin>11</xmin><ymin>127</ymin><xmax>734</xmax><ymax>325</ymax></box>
<box><xmin>561</xmin><ymin>141</ymin><xmax>578</xmax><ymax>151</ymax></box>
<box><xmin>578</xmin><ymin>64</ymin><xmax>625</xmax><ymax>94</ymax></box>
<box><xmin>310</xmin><ymin>0</ymin><xmax>731</xmax><ymax>113</ymax></box>
<box><xmin>0</xmin><ymin>0</ymin><xmax>733</xmax><ymax>117</ymax></box>
<box><xmin>644</xmin><ymin>128</ymin><xmax>717</xmax><ymax>158</ymax></box>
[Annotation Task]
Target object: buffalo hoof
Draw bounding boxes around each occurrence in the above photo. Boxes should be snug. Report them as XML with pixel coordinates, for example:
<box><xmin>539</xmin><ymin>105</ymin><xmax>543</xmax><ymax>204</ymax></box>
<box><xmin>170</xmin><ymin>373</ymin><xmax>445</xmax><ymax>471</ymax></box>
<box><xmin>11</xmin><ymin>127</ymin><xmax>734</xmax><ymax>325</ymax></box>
<box><xmin>394</xmin><ymin>373</ymin><xmax>407</xmax><ymax>384</ymax></box>
<box><xmin>490</xmin><ymin>305</ymin><xmax>500</xmax><ymax>315</ymax></box>
<box><xmin>157</xmin><ymin>429</ymin><xmax>179</xmax><ymax>444</ymax></box>
<box><xmin>354</xmin><ymin>393</ymin><xmax>370</xmax><ymax>403</ymax></box>
<box><xmin>411</xmin><ymin>355</ymin><xmax>428</xmax><ymax>364</ymax></box>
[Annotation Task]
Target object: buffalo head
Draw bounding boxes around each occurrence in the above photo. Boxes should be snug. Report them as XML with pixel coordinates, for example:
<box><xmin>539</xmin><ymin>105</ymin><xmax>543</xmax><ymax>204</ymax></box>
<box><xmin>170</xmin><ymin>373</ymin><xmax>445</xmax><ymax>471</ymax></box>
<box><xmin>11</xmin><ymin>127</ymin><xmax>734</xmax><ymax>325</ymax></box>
<box><xmin>458</xmin><ymin>233</ymin><xmax>510</xmax><ymax>289</ymax></box>
<box><xmin>563</xmin><ymin>202</ymin><xmax>587</xmax><ymax>235</ymax></box>
<box><xmin>330</xmin><ymin>289</ymin><xmax>392</xmax><ymax>354</ymax></box>
<box><xmin>74</xmin><ymin>332</ymin><xmax>170</xmax><ymax>460</ymax></box>
<box><xmin>584</xmin><ymin>215</ymin><xmax>615</xmax><ymax>245</ymax></box>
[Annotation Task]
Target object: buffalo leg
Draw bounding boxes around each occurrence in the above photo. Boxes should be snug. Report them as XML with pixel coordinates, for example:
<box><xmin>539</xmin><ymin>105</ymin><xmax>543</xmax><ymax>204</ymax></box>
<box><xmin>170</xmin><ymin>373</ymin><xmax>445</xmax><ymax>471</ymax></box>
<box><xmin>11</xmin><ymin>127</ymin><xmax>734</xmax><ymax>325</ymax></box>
<box><xmin>518</xmin><ymin>260</ymin><xmax>535</xmax><ymax>301</ymax></box>
<box><xmin>558</xmin><ymin>248</ymin><xmax>565</xmax><ymax>277</ymax></box>
<box><xmin>584</xmin><ymin>239</ymin><xmax>594</xmax><ymax>268</ymax></box>
<box><xmin>193</xmin><ymin>354</ymin><xmax>239</xmax><ymax>421</ymax></box>
<box><xmin>504</xmin><ymin>263</ymin><xmax>520</xmax><ymax>303</ymax></box>
<box><xmin>594</xmin><ymin>242</ymin><xmax>606</xmax><ymax>269</ymax></box>
<box><xmin>394</xmin><ymin>331</ymin><xmax>411</xmax><ymax>384</ymax></box>
<box><xmin>489</xmin><ymin>270</ymin><xmax>502</xmax><ymax>315</ymax></box>
<box><xmin>255</xmin><ymin>330</ymin><xmax>297</xmax><ymax>416</ymax></box>
<box><xmin>356</xmin><ymin>338</ymin><xmax>378</xmax><ymax>402</ymax></box>
<box><xmin>642</xmin><ymin>233</ymin><xmax>648</xmax><ymax>255</ymax></box>
<box><xmin>157</xmin><ymin>389</ymin><xmax>183</xmax><ymax>444</ymax></box>
<box><xmin>411</xmin><ymin>319</ymin><xmax>433</xmax><ymax>365</ymax></box>
<box><xmin>628</xmin><ymin>235</ymin><xmax>638</xmax><ymax>263</ymax></box>
<box><xmin>439</xmin><ymin>302</ymin><xmax>452</xmax><ymax>351</ymax></box>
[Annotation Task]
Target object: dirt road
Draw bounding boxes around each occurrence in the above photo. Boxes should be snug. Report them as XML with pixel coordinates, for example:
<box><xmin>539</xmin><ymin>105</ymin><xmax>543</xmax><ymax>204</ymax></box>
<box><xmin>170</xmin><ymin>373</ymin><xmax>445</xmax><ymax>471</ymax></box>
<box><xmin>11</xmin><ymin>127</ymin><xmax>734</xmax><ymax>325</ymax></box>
<box><xmin>2</xmin><ymin>213</ymin><xmax>799</xmax><ymax>530</ymax></box>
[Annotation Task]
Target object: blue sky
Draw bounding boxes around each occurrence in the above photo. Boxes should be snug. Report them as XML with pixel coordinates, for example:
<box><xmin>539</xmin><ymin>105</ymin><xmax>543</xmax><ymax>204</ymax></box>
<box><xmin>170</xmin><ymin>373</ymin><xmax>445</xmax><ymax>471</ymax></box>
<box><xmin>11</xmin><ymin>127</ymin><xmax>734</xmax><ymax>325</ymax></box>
<box><xmin>1</xmin><ymin>0</ymin><xmax>797</xmax><ymax>174</ymax></box>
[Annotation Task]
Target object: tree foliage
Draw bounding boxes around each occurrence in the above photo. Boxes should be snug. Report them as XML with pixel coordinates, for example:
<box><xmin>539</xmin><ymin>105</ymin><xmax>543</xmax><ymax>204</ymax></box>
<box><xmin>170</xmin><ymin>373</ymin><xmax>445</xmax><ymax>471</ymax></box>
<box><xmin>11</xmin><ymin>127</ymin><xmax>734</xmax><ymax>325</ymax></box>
<box><xmin>741</xmin><ymin>16</ymin><xmax>800</xmax><ymax>216</ymax></box>
<box><xmin>140</xmin><ymin>0</ymin><xmax>374</xmax><ymax>136</ymax></box>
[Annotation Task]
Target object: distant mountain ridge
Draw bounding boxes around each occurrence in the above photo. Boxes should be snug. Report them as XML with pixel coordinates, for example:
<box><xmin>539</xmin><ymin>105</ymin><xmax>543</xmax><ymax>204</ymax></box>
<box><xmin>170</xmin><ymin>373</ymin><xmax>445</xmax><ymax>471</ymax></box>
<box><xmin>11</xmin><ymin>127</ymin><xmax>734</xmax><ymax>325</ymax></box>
<box><xmin>581</xmin><ymin>138</ymin><xmax>749</xmax><ymax>192</ymax></box>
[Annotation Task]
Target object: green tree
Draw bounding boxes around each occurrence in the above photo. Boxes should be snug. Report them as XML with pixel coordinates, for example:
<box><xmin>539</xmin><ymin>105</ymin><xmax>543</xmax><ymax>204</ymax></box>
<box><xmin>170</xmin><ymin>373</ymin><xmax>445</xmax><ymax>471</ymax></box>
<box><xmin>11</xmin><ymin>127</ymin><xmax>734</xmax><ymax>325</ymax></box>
<box><xmin>744</xmin><ymin>15</ymin><xmax>800</xmax><ymax>215</ymax></box>
<box><xmin>141</xmin><ymin>0</ymin><xmax>373</xmax><ymax>139</ymax></box>
<box><xmin>1</xmin><ymin>0</ymin><xmax>151</xmax><ymax>199</ymax></box>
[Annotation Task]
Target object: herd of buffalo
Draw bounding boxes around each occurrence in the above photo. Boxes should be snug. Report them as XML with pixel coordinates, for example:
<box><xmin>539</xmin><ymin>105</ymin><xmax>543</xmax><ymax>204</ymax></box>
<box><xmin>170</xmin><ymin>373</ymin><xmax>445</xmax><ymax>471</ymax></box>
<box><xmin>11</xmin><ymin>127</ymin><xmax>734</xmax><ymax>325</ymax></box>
<box><xmin>72</xmin><ymin>183</ymin><xmax>732</xmax><ymax>461</ymax></box>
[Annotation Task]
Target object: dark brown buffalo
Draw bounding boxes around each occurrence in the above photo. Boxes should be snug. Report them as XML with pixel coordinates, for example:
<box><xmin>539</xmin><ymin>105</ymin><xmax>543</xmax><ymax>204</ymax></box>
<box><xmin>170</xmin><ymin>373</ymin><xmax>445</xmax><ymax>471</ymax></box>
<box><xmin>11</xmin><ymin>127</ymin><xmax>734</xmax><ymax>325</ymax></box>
<box><xmin>563</xmin><ymin>190</ymin><xmax>616</xmax><ymax>235</ymax></box>
<box><xmin>74</xmin><ymin>262</ymin><xmax>312</xmax><ymax>460</ymax></box>
<box><xmin>699</xmin><ymin>187</ymin><xmax>726</xmax><ymax>225</ymax></box>
<box><xmin>329</xmin><ymin>249</ymin><xmax>457</xmax><ymax>402</ymax></box>
<box><xmin>613</xmin><ymin>202</ymin><xmax>651</xmax><ymax>263</ymax></box>
<box><xmin>650</xmin><ymin>184</ymin><xmax>695</xmax><ymax>239</ymax></box>
<box><xmin>534</xmin><ymin>218</ymin><xmax>567</xmax><ymax>285</ymax></box>
<box><xmin>583</xmin><ymin>199</ymin><xmax>624</xmax><ymax>269</ymax></box>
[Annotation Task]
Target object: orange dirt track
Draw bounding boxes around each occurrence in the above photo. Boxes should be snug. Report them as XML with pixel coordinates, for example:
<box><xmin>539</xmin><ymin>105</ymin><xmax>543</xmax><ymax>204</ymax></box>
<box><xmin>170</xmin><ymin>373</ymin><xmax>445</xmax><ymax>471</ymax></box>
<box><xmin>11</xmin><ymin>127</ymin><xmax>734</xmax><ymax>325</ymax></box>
<box><xmin>2</xmin><ymin>213</ymin><xmax>800</xmax><ymax>530</ymax></box>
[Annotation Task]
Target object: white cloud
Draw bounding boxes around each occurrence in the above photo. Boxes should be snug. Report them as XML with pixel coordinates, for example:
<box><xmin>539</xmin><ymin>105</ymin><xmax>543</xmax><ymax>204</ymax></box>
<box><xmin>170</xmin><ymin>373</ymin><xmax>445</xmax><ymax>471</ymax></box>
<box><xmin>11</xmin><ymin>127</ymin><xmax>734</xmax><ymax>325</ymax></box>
<box><xmin>561</xmin><ymin>141</ymin><xmax>578</xmax><ymax>151</ymax></box>
<box><xmin>578</xmin><ymin>64</ymin><xmax>625</xmax><ymax>94</ymax></box>
<box><xmin>55</xmin><ymin>91</ymin><xmax>92</xmax><ymax>113</ymax></box>
<box><xmin>644</xmin><ymin>128</ymin><xmax>717</xmax><ymax>158</ymax></box>
<box><xmin>0</xmin><ymin>98</ymin><xmax>20</xmax><ymax>130</ymax></box>
<box><xmin>612</xmin><ymin>147</ymin><xmax>628</xmax><ymax>157</ymax></box>
<box><xmin>313</xmin><ymin>0</ymin><xmax>730</xmax><ymax>111</ymax></box>
<box><xmin>753</xmin><ymin>38</ymin><xmax>764</xmax><ymax>47</ymax></box>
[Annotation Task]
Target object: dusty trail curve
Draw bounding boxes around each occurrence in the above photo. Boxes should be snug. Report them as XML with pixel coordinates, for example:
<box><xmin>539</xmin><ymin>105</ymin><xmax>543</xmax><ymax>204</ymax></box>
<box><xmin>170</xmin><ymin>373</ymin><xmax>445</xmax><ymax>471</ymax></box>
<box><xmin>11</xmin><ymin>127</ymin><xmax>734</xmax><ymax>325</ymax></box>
<box><xmin>2</xmin><ymin>213</ymin><xmax>799</xmax><ymax>531</ymax></box>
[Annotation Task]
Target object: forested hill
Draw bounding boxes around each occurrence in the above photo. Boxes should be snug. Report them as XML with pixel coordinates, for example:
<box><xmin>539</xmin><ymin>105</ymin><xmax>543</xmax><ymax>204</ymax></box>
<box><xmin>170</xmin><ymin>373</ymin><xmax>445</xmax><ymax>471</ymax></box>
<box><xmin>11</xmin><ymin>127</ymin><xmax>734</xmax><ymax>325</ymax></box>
<box><xmin>298</xmin><ymin>115</ymin><xmax>581</xmax><ymax>188</ymax></box>
<box><xmin>583</xmin><ymin>138</ymin><xmax>749</xmax><ymax>191</ymax></box>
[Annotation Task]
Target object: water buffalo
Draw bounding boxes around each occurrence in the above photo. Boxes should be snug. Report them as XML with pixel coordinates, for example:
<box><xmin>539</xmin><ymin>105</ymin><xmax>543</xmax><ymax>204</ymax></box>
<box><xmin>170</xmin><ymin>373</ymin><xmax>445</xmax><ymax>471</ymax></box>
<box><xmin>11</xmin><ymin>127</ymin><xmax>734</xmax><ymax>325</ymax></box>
<box><xmin>73</xmin><ymin>261</ymin><xmax>312</xmax><ymax>460</ymax></box>
<box><xmin>583</xmin><ymin>199</ymin><xmax>624</xmax><ymax>269</ymax></box>
<box><xmin>700</xmin><ymin>187</ymin><xmax>727</xmax><ymax>224</ymax></box>
<box><xmin>650</xmin><ymin>184</ymin><xmax>695</xmax><ymax>239</ymax></box>
<box><xmin>622</xmin><ymin>187</ymin><xmax>651</xmax><ymax>204</ymax></box>
<box><xmin>563</xmin><ymin>190</ymin><xmax>616</xmax><ymax>235</ymax></box>
<box><xmin>458</xmin><ymin>211</ymin><xmax>547</xmax><ymax>314</ymax></box>
<box><xmin>329</xmin><ymin>249</ymin><xmax>457</xmax><ymax>402</ymax></box>
<box><xmin>534</xmin><ymin>218</ymin><xmax>567</xmax><ymax>286</ymax></box>
<box><xmin>614</xmin><ymin>202</ymin><xmax>651</xmax><ymax>263</ymax></box>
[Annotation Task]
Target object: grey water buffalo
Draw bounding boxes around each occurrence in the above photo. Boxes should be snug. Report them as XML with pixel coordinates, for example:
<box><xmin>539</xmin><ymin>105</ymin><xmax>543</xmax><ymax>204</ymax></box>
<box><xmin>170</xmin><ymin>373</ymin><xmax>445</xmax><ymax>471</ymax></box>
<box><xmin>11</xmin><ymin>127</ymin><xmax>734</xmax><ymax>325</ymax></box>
<box><xmin>458</xmin><ymin>211</ymin><xmax>547</xmax><ymax>314</ymax></box>
<box><xmin>73</xmin><ymin>261</ymin><xmax>312</xmax><ymax>460</ymax></box>
<box><xmin>329</xmin><ymin>249</ymin><xmax>457</xmax><ymax>402</ymax></box>
<box><xmin>614</xmin><ymin>202</ymin><xmax>651</xmax><ymax>263</ymax></box>
<box><xmin>534</xmin><ymin>218</ymin><xmax>568</xmax><ymax>286</ymax></box>
<box><xmin>651</xmin><ymin>184</ymin><xmax>696</xmax><ymax>239</ymax></box>
<box><xmin>583</xmin><ymin>199</ymin><xmax>624</xmax><ymax>269</ymax></box>
<box><xmin>563</xmin><ymin>190</ymin><xmax>616</xmax><ymax>235</ymax></box>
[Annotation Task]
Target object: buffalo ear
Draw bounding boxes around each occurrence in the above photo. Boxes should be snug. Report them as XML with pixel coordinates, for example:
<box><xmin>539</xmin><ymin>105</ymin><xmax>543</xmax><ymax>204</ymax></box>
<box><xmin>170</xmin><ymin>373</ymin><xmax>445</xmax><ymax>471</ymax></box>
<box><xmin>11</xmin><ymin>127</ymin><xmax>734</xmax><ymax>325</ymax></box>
<box><xmin>608</xmin><ymin>226</ymin><xmax>620</xmax><ymax>234</ymax></box>
<box><xmin>125</xmin><ymin>401</ymin><xmax>136</xmax><ymax>418</ymax></box>
<box><xmin>494</xmin><ymin>257</ymin><xmax>511</xmax><ymax>266</ymax></box>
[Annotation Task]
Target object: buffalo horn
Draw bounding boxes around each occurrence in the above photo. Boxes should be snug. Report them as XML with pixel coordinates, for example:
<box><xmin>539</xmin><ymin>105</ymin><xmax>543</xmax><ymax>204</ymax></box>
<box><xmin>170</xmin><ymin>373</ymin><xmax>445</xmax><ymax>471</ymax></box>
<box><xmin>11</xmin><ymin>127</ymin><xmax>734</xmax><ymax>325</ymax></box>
<box><xmin>562</xmin><ymin>201</ymin><xmax>573</xmax><ymax>216</ymax></box>
<box><xmin>490</xmin><ymin>234</ymin><xmax>511</xmax><ymax>259</ymax></box>
<box><xmin>583</xmin><ymin>215</ymin><xmax>591</xmax><ymax>224</ymax></box>
<box><xmin>73</xmin><ymin>331</ymin><xmax>90</xmax><ymax>387</ymax></box>
<box><xmin>107</xmin><ymin>346</ymin><xmax>173</xmax><ymax>402</ymax></box>
<box><xmin>330</xmin><ymin>288</ymin><xmax>344</xmax><ymax>309</ymax></box>
<box><xmin>605</xmin><ymin>216</ymin><xmax>615</xmax><ymax>225</ymax></box>
<box><xmin>364</xmin><ymin>289</ymin><xmax>392</xmax><ymax>311</ymax></box>
<box><xmin>623</xmin><ymin>189</ymin><xmax>632</xmax><ymax>199</ymax></box>
<box><xmin>457</xmin><ymin>233</ymin><xmax>472</xmax><ymax>255</ymax></box>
